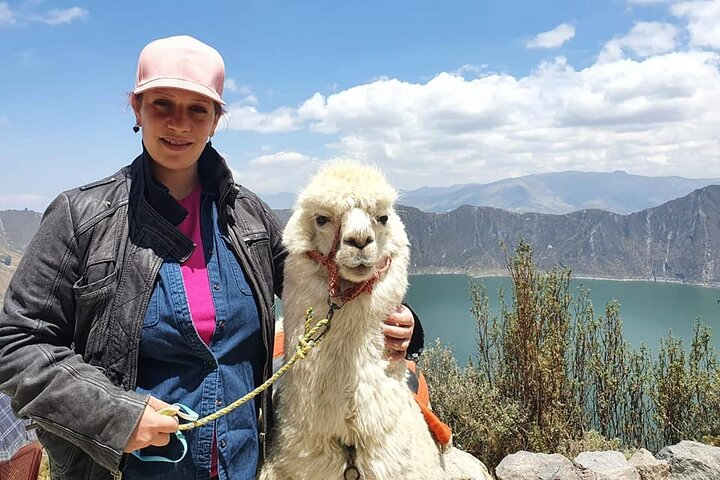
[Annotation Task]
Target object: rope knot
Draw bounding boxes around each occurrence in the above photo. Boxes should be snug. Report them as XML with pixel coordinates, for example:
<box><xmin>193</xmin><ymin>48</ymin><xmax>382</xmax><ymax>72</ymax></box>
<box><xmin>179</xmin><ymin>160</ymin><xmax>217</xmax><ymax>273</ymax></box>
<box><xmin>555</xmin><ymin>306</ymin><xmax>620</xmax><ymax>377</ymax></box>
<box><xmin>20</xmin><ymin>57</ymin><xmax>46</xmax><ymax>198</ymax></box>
<box><xmin>296</xmin><ymin>338</ymin><xmax>311</xmax><ymax>358</ymax></box>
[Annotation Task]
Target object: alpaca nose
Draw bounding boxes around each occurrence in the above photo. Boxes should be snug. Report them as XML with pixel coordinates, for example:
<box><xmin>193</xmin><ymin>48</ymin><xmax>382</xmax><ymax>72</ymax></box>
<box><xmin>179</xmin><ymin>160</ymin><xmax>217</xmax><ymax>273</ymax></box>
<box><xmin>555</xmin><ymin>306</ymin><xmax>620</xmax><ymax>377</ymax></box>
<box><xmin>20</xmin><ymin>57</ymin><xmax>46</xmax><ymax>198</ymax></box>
<box><xmin>343</xmin><ymin>235</ymin><xmax>374</xmax><ymax>250</ymax></box>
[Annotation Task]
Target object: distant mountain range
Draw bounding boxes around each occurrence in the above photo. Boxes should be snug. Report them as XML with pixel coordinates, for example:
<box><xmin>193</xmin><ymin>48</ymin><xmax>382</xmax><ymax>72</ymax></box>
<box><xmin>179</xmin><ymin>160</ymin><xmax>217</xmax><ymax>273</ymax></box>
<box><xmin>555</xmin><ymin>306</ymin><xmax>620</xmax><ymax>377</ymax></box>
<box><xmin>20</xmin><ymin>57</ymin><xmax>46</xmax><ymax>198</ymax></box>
<box><xmin>263</xmin><ymin>171</ymin><xmax>720</xmax><ymax>215</ymax></box>
<box><xmin>3</xmin><ymin>180</ymin><xmax>720</xmax><ymax>287</ymax></box>
<box><xmin>399</xmin><ymin>185</ymin><xmax>720</xmax><ymax>285</ymax></box>
<box><xmin>397</xmin><ymin>170</ymin><xmax>720</xmax><ymax>214</ymax></box>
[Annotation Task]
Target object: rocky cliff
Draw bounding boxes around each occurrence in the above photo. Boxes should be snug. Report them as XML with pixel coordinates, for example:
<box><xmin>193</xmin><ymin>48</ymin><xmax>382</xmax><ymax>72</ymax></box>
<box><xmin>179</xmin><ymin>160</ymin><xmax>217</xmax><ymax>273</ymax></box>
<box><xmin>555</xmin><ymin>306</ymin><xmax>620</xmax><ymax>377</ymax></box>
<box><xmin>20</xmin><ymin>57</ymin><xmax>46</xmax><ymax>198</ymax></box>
<box><xmin>0</xmin><ymin>209</ymin><xmax>42</xmax><ymax>251</ymax></box>
<box><xmin>4</xmin><ymin>185</ymin><xmax>720</xmax><ymax>287</ymax></box>
<box><xmin>399</xmin><ymin>185</ymin><xmax>720</xmax><ymax>285</ymax></box>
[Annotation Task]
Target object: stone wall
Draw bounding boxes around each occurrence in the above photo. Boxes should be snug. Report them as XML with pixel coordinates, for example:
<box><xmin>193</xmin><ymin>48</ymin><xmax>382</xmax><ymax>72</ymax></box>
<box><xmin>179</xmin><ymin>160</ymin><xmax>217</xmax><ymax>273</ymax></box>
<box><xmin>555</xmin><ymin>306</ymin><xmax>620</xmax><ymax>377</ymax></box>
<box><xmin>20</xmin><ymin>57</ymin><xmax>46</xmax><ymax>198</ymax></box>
<box><xmin>494</xmin><ymin>441</ymin><xmax>720</xmax><ymax>480</ymax></box>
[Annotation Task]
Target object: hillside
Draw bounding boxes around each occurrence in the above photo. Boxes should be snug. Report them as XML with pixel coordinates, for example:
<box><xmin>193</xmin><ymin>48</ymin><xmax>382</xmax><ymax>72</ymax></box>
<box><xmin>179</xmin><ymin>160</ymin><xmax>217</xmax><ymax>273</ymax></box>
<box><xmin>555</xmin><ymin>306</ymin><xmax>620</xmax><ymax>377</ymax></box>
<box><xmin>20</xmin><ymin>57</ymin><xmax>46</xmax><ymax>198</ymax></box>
<box><xmin>0</xmin><ymin>243</ymin><xmax>21</xmax><ymax>299</ymax></box>
<box><xmin>400</xmin><ymin>185</ymin><xmax>720</xmax><ymax>285</ymax></box>
<box><xmin>0</xmin><ymin>209</ymin><xmax>42</xmax><ymax>251</ymax></box>
<box><xmin>0</xmin><ymin>210</ymin><xmax>37</xmax><ymax>297</ymax></box>
<box><xmin>4</xmin><ymin>185</ymin><xmax>720</xmax><ymax>286</ymax></box>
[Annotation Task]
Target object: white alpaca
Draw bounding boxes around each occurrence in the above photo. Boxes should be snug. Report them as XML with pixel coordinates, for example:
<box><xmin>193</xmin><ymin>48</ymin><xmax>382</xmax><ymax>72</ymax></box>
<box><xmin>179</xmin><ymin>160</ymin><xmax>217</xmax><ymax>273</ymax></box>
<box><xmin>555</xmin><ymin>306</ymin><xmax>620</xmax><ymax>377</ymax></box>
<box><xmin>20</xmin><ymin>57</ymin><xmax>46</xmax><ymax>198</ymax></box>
<box><xmin>260</xmin><ymin>161</ymin><xmax>491</xmax><ymax>480</ymax></box>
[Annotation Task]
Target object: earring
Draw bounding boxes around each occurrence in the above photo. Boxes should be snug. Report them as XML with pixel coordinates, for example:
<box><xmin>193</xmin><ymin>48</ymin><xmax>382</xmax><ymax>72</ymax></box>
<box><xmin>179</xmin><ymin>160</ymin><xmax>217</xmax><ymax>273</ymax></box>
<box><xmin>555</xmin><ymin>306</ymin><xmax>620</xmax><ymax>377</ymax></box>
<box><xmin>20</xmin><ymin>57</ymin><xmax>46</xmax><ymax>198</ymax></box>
<box><xmin>133</xmin><ymin>123</ymin><xmax>140</xmax><ymax>133</ymax></box>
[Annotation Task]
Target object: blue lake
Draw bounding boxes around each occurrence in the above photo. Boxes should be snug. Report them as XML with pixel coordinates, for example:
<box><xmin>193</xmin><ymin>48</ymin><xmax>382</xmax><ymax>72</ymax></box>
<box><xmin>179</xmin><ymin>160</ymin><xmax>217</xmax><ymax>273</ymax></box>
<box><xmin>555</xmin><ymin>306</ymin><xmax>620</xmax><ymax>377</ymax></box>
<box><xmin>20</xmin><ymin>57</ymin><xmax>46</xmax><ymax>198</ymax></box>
<box><xmin>406</xmin><ymin>274</ymin><xmax>720</xmax><ymax>362</ymax></box>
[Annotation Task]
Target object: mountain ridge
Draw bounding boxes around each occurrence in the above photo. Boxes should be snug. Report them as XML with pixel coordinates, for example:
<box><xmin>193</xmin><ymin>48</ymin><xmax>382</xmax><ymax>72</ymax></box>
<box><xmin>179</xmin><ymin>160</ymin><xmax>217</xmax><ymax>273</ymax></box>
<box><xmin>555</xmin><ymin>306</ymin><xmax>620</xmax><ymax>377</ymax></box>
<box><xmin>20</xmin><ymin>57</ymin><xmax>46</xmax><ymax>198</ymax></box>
<box><xmin>3</xmin><ymin>184</ymin><xmax>720</xmax><ymax>287</ymax></box>
<box><xmin>397</xmin><ymin>170</ymin><xmax>720</xmax><ymax>214</ymax></box>
<box><xmin>399</xmin><ymin>184</ymin><xmax>720</xmax><ymax>285</ymax></box>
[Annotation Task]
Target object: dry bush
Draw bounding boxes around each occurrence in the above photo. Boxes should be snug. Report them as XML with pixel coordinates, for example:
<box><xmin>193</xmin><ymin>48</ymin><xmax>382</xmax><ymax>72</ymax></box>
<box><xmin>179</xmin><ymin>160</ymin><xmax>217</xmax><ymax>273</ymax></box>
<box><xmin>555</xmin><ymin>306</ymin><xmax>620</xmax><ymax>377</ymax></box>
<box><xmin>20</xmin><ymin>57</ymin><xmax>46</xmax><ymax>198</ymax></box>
<box><xmin>421</xmin><ymin>340</ymin><xmax>524</xmax><ymax>468</ymax></box>
<box><xmin>557</xmin><ymin>430</ymin><xmax>623</xmax><ymax>459</ymax></box>
<box><xmin>422</xmin><ymin>241</ymin><xmax>720</xmax><ymax>470</ymax></box>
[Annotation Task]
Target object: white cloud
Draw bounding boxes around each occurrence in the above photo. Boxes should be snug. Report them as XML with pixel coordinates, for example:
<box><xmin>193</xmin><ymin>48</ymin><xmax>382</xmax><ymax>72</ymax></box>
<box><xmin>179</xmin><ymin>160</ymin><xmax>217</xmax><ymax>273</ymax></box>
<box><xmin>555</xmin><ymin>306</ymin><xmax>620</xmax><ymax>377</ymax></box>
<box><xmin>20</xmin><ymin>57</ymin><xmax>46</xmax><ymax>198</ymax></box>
<box><xmin>249</xmin><ymin>151</ymin><xmax>311</xmax><ymax>166</ymax></box>
<box><xmin>235</xmin><ymin>152</ymin><xmax>320</xmax><ymax>193</ymax></box>
<box><xmin>600</xmin><ymin>22</ymin><xmax>678</xmax><ymax>61</ymax></box>
<box><xmin>452</xmin><ymin>64</ymin><xmax>490</xmax><ymax>78</ymax></box>
<box><xmin>240</xmin><ymin>94</ymin><xmax>258</xmax><ymax>106</ymax></box>
<box><xmin>225</xmin><ymin>78</ymin><xmax>239</xmax><ymax>93</ymax></box>
<box><xmin>228</xmin><ymin>48</ymin><xmax>720</xmax><ymax>191</ymax></box>
<box><xmin>222</xmin><ymin>3</ymin><xmax>720</xmax><ymax>193</ymax></box>
<box><xmin>526</xmin><ymin>23</ymin><xmax>576</xmax><ymax>49</ymax></box>
<box><xmin>0</xmin><ymin>3</ymin><xmax>87</xmax><ymax>27</ymax></box>
<box><xmin>226</xmin><ymin>105</ymin><xmax>302</xmax><ymax>133</ymax></box>
<box><xmin>672</xmin><ymin>0</ymin><xmax>720</xmax><ymax>49</ymax></box>
<box><xmin>223</xmin><ymin>80</ymin><xmax>258</xmax><ymax>105</ymax></box>
<box><xmin>224</xmin><ymin>78</ymin><xmax>256</xmax><ymax>96</ymax></box>
<box><xmin>0</xmin><ymin>2</ymin><xmax>15</xmax><ymax>25</ymax></box>
<box><xmin>38</xmin><ymin>7</ymin><xmax>88</xmax><ymax>25</ymax></box>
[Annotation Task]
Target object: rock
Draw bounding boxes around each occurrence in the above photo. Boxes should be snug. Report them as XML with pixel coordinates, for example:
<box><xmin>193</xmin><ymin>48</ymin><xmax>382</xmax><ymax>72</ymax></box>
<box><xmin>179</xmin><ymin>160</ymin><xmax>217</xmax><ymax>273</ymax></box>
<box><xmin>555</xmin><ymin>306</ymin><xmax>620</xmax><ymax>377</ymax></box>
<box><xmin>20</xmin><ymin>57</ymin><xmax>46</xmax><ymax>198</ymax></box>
<box><xmin>657</xmin><ymin>440</ymin><xmax>720</xmax><ymax>480</ymax></box>
<box><xmin>628</xmin><ymin>449</ymin><xmax>670</xmax><ymax>480</ymax></box>
<box><xmin>442</xmin><ymin>447</ymin><xmax>494</xmax><ymax>480</ymax></box>
<box><xmin>574</xmin><ymin>451</ymin><xmax>640</xmax><ymax>480</ymax></box>
<box><xmin>495</xmin><ymin>450</ymin><xmax>580</xmax><ymax>479</ymax></box>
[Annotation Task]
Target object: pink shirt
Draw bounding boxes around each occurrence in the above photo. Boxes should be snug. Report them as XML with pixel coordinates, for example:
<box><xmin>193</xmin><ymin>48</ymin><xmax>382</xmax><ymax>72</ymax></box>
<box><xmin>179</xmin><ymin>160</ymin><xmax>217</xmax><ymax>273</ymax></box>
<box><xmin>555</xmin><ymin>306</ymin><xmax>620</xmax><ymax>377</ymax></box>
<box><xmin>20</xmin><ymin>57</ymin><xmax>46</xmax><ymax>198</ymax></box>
<box><xmin>177</xmin><ymin>184</ymin><xmax>220</xmax><ymax>475</ymax></box>
<box><xmin>177</xmin><ymin>184</ymin><xmax>216</xmax><ymax>345</ymax></box>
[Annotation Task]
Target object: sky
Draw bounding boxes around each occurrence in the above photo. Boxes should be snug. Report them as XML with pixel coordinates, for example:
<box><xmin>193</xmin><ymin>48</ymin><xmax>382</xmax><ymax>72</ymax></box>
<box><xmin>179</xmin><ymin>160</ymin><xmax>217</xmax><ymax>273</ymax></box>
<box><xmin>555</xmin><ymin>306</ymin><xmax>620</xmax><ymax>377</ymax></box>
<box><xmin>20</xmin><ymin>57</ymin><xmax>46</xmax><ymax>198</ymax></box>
<box><xmin>1</xmin><ymin>0</ymin><xmax>720</xmax><ymax>211</ymax></box>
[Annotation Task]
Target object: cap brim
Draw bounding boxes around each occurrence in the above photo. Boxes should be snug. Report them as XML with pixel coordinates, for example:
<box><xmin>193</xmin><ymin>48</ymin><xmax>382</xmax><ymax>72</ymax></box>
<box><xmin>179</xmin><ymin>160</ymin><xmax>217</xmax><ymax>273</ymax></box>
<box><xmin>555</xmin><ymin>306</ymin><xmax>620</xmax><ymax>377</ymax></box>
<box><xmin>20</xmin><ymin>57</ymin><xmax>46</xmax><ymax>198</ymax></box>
<box><xmin>133</xmin><ymin>78</ymin><xmax>225</xmax><ymax>105</ymax></box>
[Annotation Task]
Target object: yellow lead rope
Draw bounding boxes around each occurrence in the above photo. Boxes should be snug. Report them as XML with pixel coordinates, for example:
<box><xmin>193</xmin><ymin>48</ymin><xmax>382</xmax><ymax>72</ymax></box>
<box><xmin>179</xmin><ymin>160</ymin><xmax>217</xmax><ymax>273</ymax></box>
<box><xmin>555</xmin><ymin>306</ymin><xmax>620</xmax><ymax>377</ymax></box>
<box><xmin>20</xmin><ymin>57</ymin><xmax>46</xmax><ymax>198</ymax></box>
<box><xmin>177</xmin><ymin>307</ymin><xmax>334</xmax><ymax>431</ymax></box>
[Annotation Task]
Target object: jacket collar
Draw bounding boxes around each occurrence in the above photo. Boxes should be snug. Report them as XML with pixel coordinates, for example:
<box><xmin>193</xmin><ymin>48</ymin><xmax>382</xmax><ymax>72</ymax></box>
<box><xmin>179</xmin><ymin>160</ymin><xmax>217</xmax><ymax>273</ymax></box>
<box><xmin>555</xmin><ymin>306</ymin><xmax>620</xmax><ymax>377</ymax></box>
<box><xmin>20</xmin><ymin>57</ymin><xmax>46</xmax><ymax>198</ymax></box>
<box><xmin>140</xmin><ymin>142</ymin><xmax>237</xmax><ymax>225</ymax></box>
<box><xmin>130</xmin><ymin>142</ymin><xmax>237</xmax><ymax>261</ymax></box>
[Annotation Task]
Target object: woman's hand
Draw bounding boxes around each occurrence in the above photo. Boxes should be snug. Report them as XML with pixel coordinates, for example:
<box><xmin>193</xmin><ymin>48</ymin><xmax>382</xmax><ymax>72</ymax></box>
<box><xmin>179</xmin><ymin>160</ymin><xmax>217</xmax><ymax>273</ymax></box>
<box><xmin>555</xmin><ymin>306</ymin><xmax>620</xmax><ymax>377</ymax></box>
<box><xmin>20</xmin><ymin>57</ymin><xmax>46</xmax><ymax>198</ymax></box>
<box><xmin>124</xmin><ymin>396</ymin><xmax>179</xmax><ymax>453</ymax></box>
<box><xmin>383</xmin><ymin>304</ymin><xmax>415</xmax><ymax>361</ymax></box>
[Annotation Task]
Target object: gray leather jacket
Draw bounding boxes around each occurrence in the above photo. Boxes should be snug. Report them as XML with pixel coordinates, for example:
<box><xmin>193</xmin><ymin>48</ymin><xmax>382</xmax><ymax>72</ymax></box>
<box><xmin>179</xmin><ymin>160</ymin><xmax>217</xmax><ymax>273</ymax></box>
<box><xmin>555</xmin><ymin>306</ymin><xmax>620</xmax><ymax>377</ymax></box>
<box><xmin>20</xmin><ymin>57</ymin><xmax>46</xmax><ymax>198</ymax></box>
<box><xmin>0</xmin><ymin>145</ymin><xmax>285</xmax><ymax>478</ymax></box>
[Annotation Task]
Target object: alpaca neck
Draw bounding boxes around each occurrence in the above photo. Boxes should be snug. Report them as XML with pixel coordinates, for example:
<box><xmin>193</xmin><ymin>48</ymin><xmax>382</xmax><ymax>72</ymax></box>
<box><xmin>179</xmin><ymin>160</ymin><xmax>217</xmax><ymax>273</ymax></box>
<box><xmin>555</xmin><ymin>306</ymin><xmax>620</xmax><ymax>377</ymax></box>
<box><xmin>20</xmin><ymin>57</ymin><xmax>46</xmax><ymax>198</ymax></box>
<box><xmin>282</xmin><ymin>253</ymin><xmax>404</xmax><ymax>379</ymax></box>
<box><xmin>287</xmin><ymin>282</ymin><xmax>391</xmax><ymax>384</ymax></box>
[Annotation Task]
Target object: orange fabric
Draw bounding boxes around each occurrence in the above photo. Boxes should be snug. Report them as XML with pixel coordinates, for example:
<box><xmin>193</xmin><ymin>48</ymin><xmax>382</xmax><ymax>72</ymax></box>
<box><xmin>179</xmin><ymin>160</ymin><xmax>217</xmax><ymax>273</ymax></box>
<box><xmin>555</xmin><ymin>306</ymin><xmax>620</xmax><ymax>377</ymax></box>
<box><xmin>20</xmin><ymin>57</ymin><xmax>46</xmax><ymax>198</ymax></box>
<box><xmin>405</xmin><ymin>360</ymin><xmax>430</xmax><ymax>407</ymax></box>
<box><xmin>414</xmin><ymin>394</ymin><xmax>453</xmax><ymax>447</ymax></box>
<box><xmin>273</xmin><ymin>330</ymin><xmax>285</xmax><ymax>359</ymax></box>
<box><xmin>406</xmin><ymin>360</ymin><xmax>452</xmax><ymax>447</ymax></box>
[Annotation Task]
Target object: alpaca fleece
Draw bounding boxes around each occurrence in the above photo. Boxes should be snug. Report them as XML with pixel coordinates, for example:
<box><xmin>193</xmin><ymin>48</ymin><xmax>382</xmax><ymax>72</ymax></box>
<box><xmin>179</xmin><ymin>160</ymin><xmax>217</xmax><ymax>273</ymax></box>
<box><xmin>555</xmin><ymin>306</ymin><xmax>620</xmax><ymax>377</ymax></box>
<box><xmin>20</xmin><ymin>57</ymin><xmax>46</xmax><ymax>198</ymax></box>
<box><xmin>260</xmin><ymin>161</ymin><xmax>447</xmax><ymax>480</ymax></box>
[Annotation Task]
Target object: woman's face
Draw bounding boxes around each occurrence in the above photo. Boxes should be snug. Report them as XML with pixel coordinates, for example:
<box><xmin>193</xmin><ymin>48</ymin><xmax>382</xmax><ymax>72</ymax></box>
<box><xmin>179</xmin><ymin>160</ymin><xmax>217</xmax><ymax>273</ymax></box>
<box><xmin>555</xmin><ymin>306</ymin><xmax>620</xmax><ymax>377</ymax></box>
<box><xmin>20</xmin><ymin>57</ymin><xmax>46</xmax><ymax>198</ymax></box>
<box><xmin>133</xmin><ymin>88</ymin><xmax>220</xmax><ymax>175</ymax></box>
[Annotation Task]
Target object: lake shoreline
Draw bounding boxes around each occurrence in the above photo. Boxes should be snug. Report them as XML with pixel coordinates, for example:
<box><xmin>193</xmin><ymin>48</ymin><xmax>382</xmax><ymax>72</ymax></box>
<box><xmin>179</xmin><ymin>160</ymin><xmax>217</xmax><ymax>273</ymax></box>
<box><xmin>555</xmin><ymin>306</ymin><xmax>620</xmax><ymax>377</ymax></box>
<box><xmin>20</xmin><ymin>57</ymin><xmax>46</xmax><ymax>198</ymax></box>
<box><xmin>407</xmin><ymin>273</ymin><xmax>720</xmax><ymax>362</ymax></box>
<box><xmin>409</xmin><ymin>267</ymin><xmax>720</xmax><ymax>289</ymax></box>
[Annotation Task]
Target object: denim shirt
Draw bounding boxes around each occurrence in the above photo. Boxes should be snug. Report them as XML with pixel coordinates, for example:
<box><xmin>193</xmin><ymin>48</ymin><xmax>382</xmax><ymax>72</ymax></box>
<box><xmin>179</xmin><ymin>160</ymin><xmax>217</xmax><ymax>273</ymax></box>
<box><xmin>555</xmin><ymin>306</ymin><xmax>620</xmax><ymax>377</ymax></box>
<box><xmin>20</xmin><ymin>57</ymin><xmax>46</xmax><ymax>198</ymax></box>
<box><xmin>124</xmin><ymin>192</ymin><xmax>262</xmax><ymax>480</ymax></box>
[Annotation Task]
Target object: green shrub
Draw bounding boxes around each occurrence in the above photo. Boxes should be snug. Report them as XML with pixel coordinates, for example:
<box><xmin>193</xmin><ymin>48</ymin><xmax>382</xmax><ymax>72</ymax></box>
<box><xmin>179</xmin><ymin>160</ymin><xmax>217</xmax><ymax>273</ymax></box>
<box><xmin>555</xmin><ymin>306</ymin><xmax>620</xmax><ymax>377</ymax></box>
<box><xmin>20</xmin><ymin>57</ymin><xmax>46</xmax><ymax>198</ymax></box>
<box><xmin>421</xmin><ymin>340</ymin><xmax>524</xmax><ymax>468</ymax></box>
<box><xmin>421</xmin><ymin>241</ymin><xmax>720</xmax><ymax>469</ymax></box>
<box><xmin>557</xmin><ymin>430</ymin><xmax>622</xmax><ymax>459</ymax></box>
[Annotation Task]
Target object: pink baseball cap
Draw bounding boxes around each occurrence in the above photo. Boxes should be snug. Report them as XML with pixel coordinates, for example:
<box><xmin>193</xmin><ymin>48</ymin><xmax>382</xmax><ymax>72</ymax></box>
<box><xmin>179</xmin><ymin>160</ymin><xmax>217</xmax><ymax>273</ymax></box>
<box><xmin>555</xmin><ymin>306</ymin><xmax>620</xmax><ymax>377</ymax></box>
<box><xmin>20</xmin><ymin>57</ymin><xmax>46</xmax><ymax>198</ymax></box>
<box><xmin>133</xmin><ymin>35</ymin><xmax>225</xmax><ymax>105</ymax></box>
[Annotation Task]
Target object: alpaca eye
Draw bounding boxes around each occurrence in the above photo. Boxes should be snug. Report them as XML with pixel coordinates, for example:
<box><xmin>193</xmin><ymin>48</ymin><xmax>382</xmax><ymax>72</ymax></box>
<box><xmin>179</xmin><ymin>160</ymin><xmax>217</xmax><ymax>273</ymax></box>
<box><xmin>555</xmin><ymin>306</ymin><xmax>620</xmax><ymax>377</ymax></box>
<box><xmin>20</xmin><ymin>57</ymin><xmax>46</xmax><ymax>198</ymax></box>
<box><xmin>315</xmin><ymin>215</ymin><xmax>330</xmax><ymax>226</ymax></box>
<box><xmin>377</xmin><ymin>215</ymin><xmax>389</xmax><ymax>225</ymax></box>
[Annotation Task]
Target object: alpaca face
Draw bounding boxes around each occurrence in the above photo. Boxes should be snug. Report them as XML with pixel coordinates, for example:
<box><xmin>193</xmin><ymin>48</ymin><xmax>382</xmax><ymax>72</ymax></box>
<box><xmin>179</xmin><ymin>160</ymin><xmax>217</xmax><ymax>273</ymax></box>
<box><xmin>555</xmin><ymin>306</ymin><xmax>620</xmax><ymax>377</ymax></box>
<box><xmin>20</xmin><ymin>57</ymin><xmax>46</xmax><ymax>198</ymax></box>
<box><xmin>315</xmin><ymin>203</ymin><xmax>394</xmax><ymax>283</ymax></box>
<box><xmin>285</xmin><ymin>161</ymin><xmax>409</xmax><ymax>285</ymax></box>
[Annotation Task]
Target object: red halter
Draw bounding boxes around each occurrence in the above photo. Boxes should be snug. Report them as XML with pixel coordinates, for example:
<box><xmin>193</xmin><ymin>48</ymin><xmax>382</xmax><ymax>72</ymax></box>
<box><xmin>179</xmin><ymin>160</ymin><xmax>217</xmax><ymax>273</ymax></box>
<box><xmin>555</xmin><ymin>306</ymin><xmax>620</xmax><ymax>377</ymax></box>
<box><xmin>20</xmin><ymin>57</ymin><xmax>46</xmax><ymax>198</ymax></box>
<box><xmin>307</xmin><ymin>225</ymin><xmax>392</xmax><ymax>303</ymax></box>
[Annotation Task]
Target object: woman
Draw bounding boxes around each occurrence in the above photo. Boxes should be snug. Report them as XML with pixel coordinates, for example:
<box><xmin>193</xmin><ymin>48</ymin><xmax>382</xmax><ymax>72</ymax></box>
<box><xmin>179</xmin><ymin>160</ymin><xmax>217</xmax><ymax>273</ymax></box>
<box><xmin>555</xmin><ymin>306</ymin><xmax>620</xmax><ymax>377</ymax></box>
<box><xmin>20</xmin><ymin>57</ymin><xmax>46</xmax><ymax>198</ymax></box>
<box><xmin>0</xmin><ymin>35</ymin><xmax>418</xmax><ymax>480</ymax></box>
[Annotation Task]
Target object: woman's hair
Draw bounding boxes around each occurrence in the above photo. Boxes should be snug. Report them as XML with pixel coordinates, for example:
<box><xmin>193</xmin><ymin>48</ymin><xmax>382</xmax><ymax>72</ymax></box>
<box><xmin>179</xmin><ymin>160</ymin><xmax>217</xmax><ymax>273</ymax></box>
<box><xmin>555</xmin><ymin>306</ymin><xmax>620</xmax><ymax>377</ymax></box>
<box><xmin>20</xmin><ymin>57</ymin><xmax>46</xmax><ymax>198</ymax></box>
<box><xmin>129</xmin><ymin>92</ymin><xmax>226</xmax><ymax>117</ymax></box>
